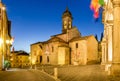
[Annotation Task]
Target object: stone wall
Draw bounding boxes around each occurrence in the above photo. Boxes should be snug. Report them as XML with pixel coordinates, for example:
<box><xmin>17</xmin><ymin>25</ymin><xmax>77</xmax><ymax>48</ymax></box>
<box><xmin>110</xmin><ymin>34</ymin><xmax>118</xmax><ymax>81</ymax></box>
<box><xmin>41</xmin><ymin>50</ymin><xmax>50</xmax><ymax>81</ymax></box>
<box><xmin>56</xmin><ymin>27</ymin><xmax>81</xmax><ymax>42</ymax></box>
<box><xmin>87</xmin><ymin>36</ymin><xmax>98</xmax><ymax>64</ymax></box>
<box><xmin>69</xmin><ymin>40</ymin><xmax>87</xmax><ymax>65</ymax></box>
<box><xmin>58</xmin><ymin>46</ymin><xmax>70</xmax><ymax>65</ymax></box>
<box><xmin>68</xmin><ymin>27</ymin><xmax>81</xmax><ymax>41</ymax></box>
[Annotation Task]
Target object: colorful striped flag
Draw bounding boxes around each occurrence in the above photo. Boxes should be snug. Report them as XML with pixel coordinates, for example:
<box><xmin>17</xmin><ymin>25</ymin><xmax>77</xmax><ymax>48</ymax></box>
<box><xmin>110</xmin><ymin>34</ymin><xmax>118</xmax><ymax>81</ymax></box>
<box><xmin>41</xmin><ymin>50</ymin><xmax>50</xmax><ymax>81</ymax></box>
<box><xmin>99</xmin><ymin>0</ymin><xmax>104</xmax><ymax>6</ymax></box>
<box><xmin>90</xmin><ymin>0</ymin><xmax>104</xmax><ymax>19</ymax></box>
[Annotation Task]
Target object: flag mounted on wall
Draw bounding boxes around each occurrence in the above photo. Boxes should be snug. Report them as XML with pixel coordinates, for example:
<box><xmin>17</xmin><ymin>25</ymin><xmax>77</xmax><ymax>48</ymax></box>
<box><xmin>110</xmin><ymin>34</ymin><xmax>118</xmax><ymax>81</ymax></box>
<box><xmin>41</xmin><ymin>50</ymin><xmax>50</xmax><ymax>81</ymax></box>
<box><xmin>90</xmin><ymin>0</ymin><xmax>104</xmax><ymax>19</ymax></box>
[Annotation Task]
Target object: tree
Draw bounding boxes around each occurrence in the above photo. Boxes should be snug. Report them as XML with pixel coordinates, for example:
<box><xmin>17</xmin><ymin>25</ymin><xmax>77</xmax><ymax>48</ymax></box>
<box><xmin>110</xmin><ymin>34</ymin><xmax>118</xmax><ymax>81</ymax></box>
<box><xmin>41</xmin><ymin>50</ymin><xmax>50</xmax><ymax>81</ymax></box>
<box><xmin>95</xmin><ymin>34</ymin><xmax>98</xmax><ymax>41</ymax></box>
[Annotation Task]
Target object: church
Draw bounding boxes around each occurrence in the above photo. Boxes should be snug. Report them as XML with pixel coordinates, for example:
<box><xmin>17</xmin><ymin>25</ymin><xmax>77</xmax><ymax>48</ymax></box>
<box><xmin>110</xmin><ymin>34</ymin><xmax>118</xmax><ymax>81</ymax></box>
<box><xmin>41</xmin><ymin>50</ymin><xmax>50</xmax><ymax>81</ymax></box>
<box><xmin>30</xmin><ymin>8</ymin><xmax>98</xmax><ymax>65</ymax></box>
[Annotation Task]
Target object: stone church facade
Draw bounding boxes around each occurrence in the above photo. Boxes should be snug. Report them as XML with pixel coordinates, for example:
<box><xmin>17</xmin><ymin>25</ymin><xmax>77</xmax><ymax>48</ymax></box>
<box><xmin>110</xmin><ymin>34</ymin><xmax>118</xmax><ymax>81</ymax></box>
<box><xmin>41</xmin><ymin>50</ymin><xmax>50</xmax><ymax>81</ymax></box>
<box><xmin>30</xmin><ymin>8</ymin><xmax>98</xmax><ymax>65</ymax></box>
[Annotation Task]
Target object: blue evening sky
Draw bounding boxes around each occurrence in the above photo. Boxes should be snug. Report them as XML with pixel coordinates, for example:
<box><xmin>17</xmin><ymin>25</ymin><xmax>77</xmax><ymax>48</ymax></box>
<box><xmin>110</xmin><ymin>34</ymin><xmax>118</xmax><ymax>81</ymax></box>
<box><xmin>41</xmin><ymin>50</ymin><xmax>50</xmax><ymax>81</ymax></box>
<box><xmin>3</xmin><ymin>0</ymin><xmax>104</xmax><ymax>53</ymax></box>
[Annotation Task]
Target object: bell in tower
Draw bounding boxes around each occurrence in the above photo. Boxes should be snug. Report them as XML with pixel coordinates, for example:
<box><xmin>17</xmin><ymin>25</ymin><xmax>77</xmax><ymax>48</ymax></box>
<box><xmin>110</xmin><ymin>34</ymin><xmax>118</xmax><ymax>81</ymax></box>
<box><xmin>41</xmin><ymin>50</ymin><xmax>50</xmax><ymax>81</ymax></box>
<box><xmin>62</xmin><ymin>7</ymin><xmax>73</xmax><ymax>33</ymax></box>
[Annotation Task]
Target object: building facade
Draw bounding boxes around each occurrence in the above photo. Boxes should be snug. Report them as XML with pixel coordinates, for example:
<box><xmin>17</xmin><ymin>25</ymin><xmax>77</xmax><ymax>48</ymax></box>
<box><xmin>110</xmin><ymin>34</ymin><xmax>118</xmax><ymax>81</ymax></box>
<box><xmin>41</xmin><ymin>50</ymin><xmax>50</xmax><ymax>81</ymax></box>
<box><xmin>101</xmin><ymin>0</ymin><xmax>120</xmax><ymax>75</ymax></box>
<box><xmin>69</xmin><ymin>35</ymin><xmax>98</xmax><ymax>65</ymax></box>
<box><xmin>10</xmin><ymin>50</ymin><xmax>30</xmax><ymax>68</ymax></box>
<box><xmin>0</xmin><ymin>1</ymin><xmax>12</xmax><ymax>70</ymax></box>
<box><xmin>101</xmin><ymin>0</ymin><xmax>113</xmax><ymax>65</ymax></box>
<box><xmin>31</xmin><ymin>8</ymin><xmax>98</xmax><ymax>65</ymax></box>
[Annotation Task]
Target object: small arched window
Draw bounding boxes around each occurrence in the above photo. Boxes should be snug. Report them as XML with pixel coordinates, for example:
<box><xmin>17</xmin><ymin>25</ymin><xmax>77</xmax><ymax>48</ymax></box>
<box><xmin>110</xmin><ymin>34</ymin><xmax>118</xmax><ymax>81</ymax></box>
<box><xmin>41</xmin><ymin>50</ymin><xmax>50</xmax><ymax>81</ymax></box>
<box><xmin>52</xmin><ymin>46</ymin><xmax>54</xmax><ymax>52</ymax></box>
<box><xmin>76</xmin><ymin>43</ymin><xmax>78</xmax><ymax>48</ymax></box>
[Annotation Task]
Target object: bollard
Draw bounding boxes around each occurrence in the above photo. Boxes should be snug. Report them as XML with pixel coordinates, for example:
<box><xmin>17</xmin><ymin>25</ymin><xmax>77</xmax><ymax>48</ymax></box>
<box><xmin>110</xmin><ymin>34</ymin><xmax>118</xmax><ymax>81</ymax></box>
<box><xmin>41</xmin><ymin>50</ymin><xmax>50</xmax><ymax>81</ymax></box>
<box><xmin>105</xmin><ymin>64</ymin><xmax>111</xmax><ymax>75</ymax></box>
<box><xmin>54</xmin><ymin>67</ymin><xmax>58</xmax><ymax>79</ymax></box>
<box><xmin>108</xmin><ymin>67</ymin><xmax>111</xmax><ymax>75</ymax></box>
<box><xmin>108</xmin><ymin>65</ymin><xmax>112</xmax><ymax>75</ymax></box>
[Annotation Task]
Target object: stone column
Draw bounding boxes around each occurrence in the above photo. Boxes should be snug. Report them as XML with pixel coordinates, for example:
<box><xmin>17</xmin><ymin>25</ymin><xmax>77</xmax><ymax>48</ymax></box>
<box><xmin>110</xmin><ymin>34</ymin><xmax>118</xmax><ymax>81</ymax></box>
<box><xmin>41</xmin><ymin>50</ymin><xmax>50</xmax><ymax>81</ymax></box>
<box><xmin>105</xmin><ymin>44</ymin><xmax>107</xmax><ymax>63</ymax></box>
<box><xmin>101</xmin><ymin>43</ymin><xmax>105</xmax><ymax>64</ymax></box>
<box><xmin>108</xmin><ymin>25</ymin><xmax>113</xmax><ymax>62</ymax></box>
<box><xmin>111</xmin><ymin>0</ymin><xmax>120</xmax><ymax>75</ymax></box>
<box><xmin>105</xmin><ymin>24</ymin><xmax>113</xmax><ymax>73</ymax></box>
<box><xmin>101</xmin><ymin>24</ymin><xmax>107</xmax><ymax>65</ymax></box>
<box><xmin>101</xmin><ymin>43</ymin><xmax>107</xmax><ymax>65</ymax></box>
<box><xmin>106</xmin><ymin>26</ymin><xmax>109</xmax><ymax>63</ymax></box>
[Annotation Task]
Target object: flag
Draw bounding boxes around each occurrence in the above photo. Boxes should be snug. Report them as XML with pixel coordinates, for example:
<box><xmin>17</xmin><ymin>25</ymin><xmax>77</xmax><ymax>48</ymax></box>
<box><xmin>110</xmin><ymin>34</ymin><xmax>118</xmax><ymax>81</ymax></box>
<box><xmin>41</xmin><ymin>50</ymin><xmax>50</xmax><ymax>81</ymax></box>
<box><xmin>90</xmin><ymin>0</ymin><xmax>104</xmax><ymax>19</ymax></box>
<box><xmin>99</xmin><ymin>0</ymin><xmax>104</xmax><ymax>6</ymax></box>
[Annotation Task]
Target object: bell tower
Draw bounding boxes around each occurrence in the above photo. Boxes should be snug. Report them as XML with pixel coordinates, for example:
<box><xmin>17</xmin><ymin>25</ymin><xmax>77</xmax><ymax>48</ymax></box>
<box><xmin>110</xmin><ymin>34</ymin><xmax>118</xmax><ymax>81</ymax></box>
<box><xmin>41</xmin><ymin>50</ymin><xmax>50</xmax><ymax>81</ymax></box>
<box><xmin>62</xmin><ymin>7</ymin><xmax>73</xmax><ymax>33</ymax></box>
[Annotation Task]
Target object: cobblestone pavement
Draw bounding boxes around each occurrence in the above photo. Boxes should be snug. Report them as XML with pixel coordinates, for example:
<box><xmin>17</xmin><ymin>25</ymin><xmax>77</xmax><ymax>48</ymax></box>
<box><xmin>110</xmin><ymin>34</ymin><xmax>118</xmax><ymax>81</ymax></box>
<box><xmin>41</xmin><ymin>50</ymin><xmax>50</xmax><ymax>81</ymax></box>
<box><xmin>0</xmin><ymin>69</ymin><xmax>55</xmax><ymax>81</ymax></box>
<box><xmin>1</xmin><ymin>65</ymin><xmax>120</xmax><ymax>81</ymax></box>
<box><xmin>37</xmin><ymin>65</ymin><xmax>120</xmax><ymax>81</ymax></box>
<box><xmin>57</xmin><ymin>65</ymin><xmax>108</xmax><ymax>81</ymax></box>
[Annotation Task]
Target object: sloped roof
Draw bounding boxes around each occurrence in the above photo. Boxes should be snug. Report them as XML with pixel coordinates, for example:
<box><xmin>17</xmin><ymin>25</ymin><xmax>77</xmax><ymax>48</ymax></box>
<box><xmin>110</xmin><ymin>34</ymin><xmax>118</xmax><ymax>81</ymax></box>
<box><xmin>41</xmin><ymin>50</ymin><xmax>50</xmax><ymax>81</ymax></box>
<box><xmin>30</xmin><ymin>40</ymin><xmax>50</xmax><ymax>46</ymax></box>
<box><xmin>69</xmin><ymin>35</ymin><xmax>93</xmax><ymax>42</ymax></box>
<box><xmin>11</xmin><ymin>51</ymin><xmax>29</xmax><ymax>56</ymax></box>
<box><xmin>31</xmin><ymin>36</ymin><xmax>67</xmax><ymax>46</ymax></box>
<box><xmin>11</xmin><ymin>51</ymin><xmax>20</xmax><ymax>53</ymax></box>
<box><xmin>17</xmin><ymin>51</ymin><xmax>29</xmax><ymax>56</ymax></box>
<box><xmin>31</xmin><ymin>42</ymin><xmax>43</xmax><ymax>45</ymax></box>
<box><xmin>62</xmin><ymin>7</ymin><xmax>73</xmax><ymax>19</ymax></box>
<box><xmin>17</xmin><ymin>53</ymin><xmax>29</xmax><ymax>56</ymax></box>
<box><xmin>51</xmin><ymin>33</ymin><xmax>65</xmax><ymax>37</ymax></box>
<box><xmin>47</xmin><ymin>36</ymin><xmax>67</xmax><ymax>43</ymax></box>
<box><xmin>51</xmin><ymin>27</ymin><xmax>79</xmax><ymax>37</ymax></box>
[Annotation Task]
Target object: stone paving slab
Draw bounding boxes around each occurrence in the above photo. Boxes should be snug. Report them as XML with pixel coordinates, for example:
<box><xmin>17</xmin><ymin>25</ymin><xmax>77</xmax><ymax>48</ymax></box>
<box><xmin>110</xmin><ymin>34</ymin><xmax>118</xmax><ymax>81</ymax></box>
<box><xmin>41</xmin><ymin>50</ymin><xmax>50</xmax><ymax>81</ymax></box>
<box><xmin>0</xmin><ymin>69</ymin><xmax>55</xmax><ymax>81</ymax></box>
<box><xmin>37</xmin><ymin>65</ymin><xmax>120</xmax><ymax>81</ymax></box>
<box><xmin>1</xmin><ymin>65</ymin><xmax>120</xmax><ymax>81</ymax></box>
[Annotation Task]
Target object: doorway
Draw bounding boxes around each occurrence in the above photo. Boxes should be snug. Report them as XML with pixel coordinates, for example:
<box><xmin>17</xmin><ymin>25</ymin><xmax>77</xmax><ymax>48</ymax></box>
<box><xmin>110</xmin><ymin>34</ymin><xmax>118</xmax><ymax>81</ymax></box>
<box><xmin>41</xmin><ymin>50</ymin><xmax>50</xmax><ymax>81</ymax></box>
<box><xmin>40</xmin><ymin>56</ymin><xmax>42</xmax><ymax>63</ymax></box>
<box><xmin>47</xmin><ymin>56</ymin><xmax>49</xmax><ymax>63</ymax></box>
